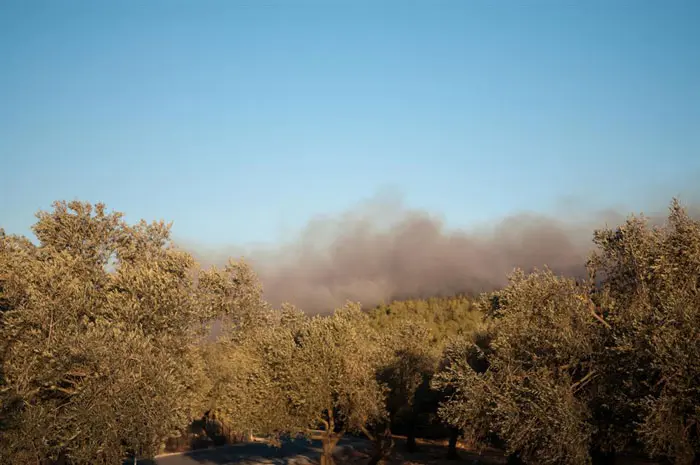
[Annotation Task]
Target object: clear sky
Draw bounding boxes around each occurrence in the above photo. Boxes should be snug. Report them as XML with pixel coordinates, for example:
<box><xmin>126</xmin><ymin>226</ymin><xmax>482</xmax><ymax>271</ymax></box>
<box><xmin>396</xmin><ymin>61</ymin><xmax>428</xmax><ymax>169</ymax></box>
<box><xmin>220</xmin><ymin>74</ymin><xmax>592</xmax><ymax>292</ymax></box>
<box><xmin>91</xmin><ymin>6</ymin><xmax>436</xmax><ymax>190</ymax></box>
<box><xmin>1</xmin><ymin>0</ymin><xmax>699</xmax><ymax>246</ymax></box>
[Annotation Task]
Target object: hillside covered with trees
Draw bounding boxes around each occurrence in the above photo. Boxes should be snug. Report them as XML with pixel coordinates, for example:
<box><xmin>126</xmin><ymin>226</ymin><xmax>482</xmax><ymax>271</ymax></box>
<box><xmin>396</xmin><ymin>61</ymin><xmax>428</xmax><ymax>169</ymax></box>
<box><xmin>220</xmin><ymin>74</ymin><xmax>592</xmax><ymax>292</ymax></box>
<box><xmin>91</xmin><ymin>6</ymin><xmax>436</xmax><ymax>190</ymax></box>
<box><xmin>1</xmin><ymin>199</ymin><xmax>699</xmax><ymax>465</ymax></box>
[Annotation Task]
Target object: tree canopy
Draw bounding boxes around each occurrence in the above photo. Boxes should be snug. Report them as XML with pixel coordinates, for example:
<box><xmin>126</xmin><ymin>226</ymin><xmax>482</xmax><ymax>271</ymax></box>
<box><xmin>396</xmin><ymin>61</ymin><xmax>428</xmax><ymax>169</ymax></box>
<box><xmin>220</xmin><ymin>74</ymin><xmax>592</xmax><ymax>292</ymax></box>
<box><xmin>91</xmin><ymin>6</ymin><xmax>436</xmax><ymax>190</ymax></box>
<box><xmin>2</xmin><ymin>198</ymin><xmax>699</xmax><ymax>465</ymax></box>
<box><xmin>0</xmin><ymin>201</ymin><xmax>264</xmax><ymax>464</ymax></box>
<box><xmin>433</xmin><ymin>199</ymin><xmax>700</xmax><ymax>465</ymax></box>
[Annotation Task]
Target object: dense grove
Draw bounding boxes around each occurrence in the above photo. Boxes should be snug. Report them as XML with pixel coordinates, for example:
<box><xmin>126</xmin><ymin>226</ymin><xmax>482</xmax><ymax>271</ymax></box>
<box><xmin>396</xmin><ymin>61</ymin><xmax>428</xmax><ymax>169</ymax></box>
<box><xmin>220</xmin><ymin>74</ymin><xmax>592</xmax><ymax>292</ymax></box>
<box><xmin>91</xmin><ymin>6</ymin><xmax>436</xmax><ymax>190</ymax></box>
<box><xmin>1</xmin><ymin>200</ymin><xmax>699</xmax><ymax>465</ymax></box>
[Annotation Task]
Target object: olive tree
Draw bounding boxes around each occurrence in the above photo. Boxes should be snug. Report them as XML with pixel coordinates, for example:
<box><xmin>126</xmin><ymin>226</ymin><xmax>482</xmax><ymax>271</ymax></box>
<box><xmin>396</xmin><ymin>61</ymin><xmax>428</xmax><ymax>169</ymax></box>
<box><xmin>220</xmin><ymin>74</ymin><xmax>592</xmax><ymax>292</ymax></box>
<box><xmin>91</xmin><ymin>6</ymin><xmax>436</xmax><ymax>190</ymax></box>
<box><xmin>588</xmin><ymin>199</ymin><xmax>700</xmax><ymax>464</ymax></box>
<box><xmin>0</xmin><ymin>201</ymin><xmax>257</xmax><ymax>464</ymax></box>
<box><xmin>434</xmin><ymin>269</ymin><xmax>604</xmax><ymax>465</ymax></box>
<box><xmin>199</xmin><ymin>304</ymin><xmax>303</xmax><ymax>444</ymax></box>
<box><xmin>377</xmin><ymin>321</ymin><xmax>439</xmax><ymax>453</ymax></box>
<box><xmin>288</xmin><ymin>302</ymin><xmax>388</xmax><ymax>465</ymax></box>
<box><xmin>197</xmin><ymin>258</ymin><xmax>272</xmax><ymax>339</ymax></box>
<box><xmin>211</xmin><ymin>301</ymin><xmax>387</xmax><ymax>465</ymax></box>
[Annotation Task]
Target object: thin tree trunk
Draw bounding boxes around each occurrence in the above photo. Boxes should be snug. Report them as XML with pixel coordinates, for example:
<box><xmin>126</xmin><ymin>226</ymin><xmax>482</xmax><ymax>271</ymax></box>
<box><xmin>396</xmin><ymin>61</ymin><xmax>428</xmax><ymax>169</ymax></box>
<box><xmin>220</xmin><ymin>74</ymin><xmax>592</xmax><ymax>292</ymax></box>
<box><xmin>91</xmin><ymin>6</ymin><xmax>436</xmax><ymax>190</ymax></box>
<box><xmin>446</xmin><ymin>427</ymin><xmax>459</xmax><ymax>460</ymax></box>
<box><xmin>367</xmin><ymin>423</ymin><xmax>394</xmax><ymax>465</ymax></box>
<box><xmin>406</xmin><ymin>419</ymin><xmax>417</xmax><ymax>453</ymax></box>
<box><xmin>320</xmin><ymin>434</ymin><xmax>336</xmax><ymax>465</ymax></box>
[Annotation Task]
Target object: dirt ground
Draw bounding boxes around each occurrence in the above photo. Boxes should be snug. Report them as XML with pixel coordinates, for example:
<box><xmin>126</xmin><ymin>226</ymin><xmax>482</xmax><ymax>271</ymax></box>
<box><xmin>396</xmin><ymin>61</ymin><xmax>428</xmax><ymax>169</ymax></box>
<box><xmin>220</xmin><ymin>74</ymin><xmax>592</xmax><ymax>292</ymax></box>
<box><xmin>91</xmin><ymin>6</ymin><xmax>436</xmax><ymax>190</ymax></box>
<box><xmin>348</xmin><ymin>435</ymin><xmax>507</xmax><ymax>465</ymax></box>
<box><xmin>144</xmin><ymin>432</ymin><xmax>665</xmax><ymax>465</ymax></box>
<box><xmin>334</xmin><ymin>435</ymin><xmax>663</xmax><ymax>465</ymax></box>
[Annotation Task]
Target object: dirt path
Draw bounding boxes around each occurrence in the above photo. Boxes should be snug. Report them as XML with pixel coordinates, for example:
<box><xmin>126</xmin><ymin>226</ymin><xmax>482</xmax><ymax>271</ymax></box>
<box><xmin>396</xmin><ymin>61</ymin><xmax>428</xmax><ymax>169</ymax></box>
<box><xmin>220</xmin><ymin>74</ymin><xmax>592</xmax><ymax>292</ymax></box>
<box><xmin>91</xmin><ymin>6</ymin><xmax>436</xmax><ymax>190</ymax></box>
<box><xmin>133</xmin><ymin>435</ymin><xmax>661</xmax><ymax>465</ymax></box>
<box><xmin>134</xmin><ymin>436</ymin><xmax>370</xmax><ymax>465</ymax></box>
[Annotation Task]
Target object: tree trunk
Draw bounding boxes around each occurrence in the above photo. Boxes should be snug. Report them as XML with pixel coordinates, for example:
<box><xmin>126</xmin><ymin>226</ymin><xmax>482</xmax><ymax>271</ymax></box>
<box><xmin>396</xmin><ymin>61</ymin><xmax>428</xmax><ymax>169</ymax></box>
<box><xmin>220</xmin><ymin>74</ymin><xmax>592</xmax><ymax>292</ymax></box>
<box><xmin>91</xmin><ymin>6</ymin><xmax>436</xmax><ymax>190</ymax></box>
<box><xmin>406</xmin><ymin>421</ymin><xmax>417</xmax><ymax>453</ymax></box>
<box><xmin>321</xmin><ymin>434</ymin><xmax>336</xmax><ymax>465</ymax></box>
<box><xmin>446</xmin><ymin>427</ymin><xmax>459</xmax><ymax>460</ymax></box>
<box><xmin>367</xmin><ymin>422</ymin><xmax>394</xmax><ymax>465</ymax></box>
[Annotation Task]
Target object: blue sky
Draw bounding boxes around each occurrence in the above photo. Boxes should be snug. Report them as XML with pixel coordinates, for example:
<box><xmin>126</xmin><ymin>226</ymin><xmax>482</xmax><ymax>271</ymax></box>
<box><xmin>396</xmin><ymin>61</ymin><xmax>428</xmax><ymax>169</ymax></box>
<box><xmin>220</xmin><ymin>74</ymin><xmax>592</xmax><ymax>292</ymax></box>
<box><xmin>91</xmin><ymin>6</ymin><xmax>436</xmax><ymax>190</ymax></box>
<box><xmin>1</xmin><ymin>0</ymin><xmax>699</xmax><ymax>246</ymax></box>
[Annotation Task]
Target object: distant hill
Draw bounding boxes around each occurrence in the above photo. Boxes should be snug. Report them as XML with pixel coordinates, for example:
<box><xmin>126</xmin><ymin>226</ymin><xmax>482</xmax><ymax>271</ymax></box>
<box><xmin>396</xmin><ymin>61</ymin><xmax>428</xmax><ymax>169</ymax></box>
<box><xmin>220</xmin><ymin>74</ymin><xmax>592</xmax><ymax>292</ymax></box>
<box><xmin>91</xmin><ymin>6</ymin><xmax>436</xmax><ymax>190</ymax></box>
<box><xmin>367</xmin><ymin>295</ymin><xmax>484</xmax><ymax>346</ymax></box>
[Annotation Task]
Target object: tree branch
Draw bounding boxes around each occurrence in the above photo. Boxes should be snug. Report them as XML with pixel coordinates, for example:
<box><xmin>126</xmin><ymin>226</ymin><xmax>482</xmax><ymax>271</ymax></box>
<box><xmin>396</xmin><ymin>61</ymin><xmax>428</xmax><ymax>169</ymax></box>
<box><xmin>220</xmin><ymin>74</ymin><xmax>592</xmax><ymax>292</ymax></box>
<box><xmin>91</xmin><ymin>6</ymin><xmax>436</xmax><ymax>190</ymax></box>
<box><xmin>571</xmin><ymin>369</ymin><xmax>598</xmax><ymax>394</ymax></box>
<box><xmin>327</xmin><ymin>406</ymin><xmax>335</xmax><ymax>432</ymax></box>
<box><xmin>319</xmin><ymin>418</ymin><xmax>330</xmax><ymax>432</ymax></box>
<box><xmin>360</xmin><ymin>425</ymin><xmax>376</xmax><ymax>442</ymax></box>
<box><xmin>589</xmin><ymin>302</ymin><xmax>612</xmax><ymax>330</ymax></box>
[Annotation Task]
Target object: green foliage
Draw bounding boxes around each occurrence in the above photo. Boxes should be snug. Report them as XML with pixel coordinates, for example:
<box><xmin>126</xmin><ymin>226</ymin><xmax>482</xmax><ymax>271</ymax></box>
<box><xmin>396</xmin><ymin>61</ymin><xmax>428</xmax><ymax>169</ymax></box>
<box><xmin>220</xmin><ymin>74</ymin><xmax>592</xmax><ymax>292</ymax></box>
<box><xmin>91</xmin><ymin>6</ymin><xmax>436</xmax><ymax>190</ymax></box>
<box><xmin>378</xmin><ymin>321</ymin><xmax>439</xmax><ymax>423</ymax></box>
<box><xmin>589</xmin><ymin>199</ymin><xmax>700</xmax><ymax>463</ymax></box>
<box><xmin>294</xmin><ymin>304</ymin><xmax>387</xmax><ymax>434</ymax></box>
<box><xmin>375</xmin><ymin>321</ymin><xmax>439</xmax><ymax>452</ymax></box>
<box><xmin>367</xmin><ymin>296</ymin><xmax>486</xmax><ymax>449</ymax></box>
<box><xmin>204</xmin><ymin>302</ymin><xmax>388</xmax><ymax>465</ymax></box>
<box><xmin>368</xmin><ymin>295</ymin><xmax>483</xmax><ymax>348</ymax></box>
<box><xmin>3</xmin><ymin>197</ymin><xmax>700</xmax><ymax>465</ymax></box>
<box><xmin>197</xmin><ymin>258</ymin><xmax>271</xmax><ymax>337</ymax></box>
<box><xmin>434</xmin><ymin>199</ymin><xmax>700</xmax><ymax>465</ymax></box>
<box><xmin>0</xmin><ymin>201</ymin><xmax>264</xmax><ymax>464</ymax></box>
<box><xmin>434</xmin><ymin>269</ymin><xmax>599</xmax><ymax>465</ymax></box>
<box><xmin>200</xmin><ymin>305</ymin><xmax>305</xmax><ymax>442</ymax></box>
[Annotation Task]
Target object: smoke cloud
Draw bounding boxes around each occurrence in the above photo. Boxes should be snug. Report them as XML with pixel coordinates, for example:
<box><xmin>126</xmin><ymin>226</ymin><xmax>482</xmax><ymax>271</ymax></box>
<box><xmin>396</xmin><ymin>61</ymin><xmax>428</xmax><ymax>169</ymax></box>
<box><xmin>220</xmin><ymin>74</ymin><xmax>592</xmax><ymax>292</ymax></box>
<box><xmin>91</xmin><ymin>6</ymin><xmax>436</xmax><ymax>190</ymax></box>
<box><xmin>184</xmin><ymin>192</ymin><xmax>695</xmax><ymax>314</ymax></box>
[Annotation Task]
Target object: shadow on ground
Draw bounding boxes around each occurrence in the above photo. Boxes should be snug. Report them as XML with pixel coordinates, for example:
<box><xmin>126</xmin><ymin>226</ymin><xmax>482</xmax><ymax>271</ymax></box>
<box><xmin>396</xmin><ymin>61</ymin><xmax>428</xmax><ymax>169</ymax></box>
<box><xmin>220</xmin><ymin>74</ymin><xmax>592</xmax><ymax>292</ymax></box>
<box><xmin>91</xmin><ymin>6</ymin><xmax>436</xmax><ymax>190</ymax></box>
<box><xmin>130</xmin><ymin>434</ymin><xmax>666</xmax><ymax>465</ymax></box>
<box><xmin>133</xmin><ymin>436</ymin><xmax>367</xmax><ymax>465</ymax></box>
<box><xmin>132</xmin><ymin>435</ymin><xmax>508</xmax><ymax>465</ymax></box>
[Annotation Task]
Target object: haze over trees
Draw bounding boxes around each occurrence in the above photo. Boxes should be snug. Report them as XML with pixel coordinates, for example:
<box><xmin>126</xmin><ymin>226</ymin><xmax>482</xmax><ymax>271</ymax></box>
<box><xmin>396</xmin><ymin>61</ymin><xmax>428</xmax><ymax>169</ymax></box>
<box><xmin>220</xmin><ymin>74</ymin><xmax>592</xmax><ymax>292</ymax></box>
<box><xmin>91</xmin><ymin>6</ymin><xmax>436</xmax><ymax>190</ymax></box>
<box><xmin>1</xmin><ymin>199</ymin><xmax>699</xmax><ymax>465</ymax></box>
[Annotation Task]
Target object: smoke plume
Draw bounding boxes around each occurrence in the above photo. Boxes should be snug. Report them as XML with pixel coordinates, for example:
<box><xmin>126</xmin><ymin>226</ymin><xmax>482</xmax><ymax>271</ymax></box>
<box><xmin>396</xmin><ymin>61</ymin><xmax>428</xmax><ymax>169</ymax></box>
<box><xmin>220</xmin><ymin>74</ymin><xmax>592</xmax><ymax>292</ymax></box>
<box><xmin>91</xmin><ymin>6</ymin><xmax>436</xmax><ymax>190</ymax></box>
<box><xmin>185</xmin><ymin>192</ymin><xmax>694</xmax><ymax>314</ymax></box>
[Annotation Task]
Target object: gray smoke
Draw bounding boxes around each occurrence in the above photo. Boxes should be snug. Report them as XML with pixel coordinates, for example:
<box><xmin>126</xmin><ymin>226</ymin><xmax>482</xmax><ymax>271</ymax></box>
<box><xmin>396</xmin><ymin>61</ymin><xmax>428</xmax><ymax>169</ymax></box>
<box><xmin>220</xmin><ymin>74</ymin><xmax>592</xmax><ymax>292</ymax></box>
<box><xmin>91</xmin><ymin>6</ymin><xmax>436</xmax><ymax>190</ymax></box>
<box><xmin>184</xmin><ymin>192</ymin><xmax>695</xmax><ymax>314</ymax></box>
